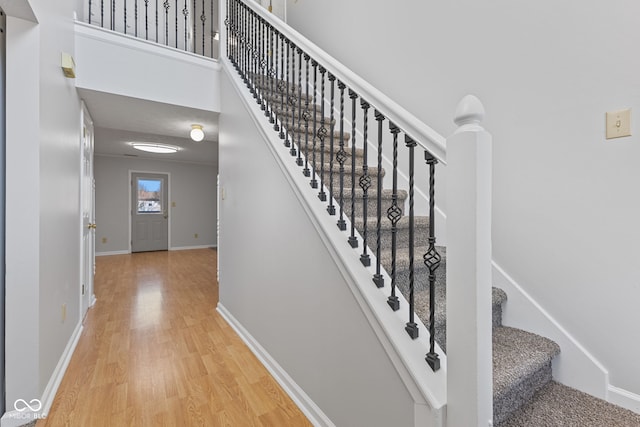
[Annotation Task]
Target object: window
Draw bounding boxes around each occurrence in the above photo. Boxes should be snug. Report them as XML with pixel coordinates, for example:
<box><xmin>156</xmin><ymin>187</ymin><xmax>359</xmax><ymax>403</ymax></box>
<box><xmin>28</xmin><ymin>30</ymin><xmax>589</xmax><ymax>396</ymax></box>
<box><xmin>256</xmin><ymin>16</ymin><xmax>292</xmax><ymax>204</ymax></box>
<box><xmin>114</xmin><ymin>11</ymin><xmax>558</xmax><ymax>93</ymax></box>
<box><xmin>137</xmin><ymin>178</ymin><xmax>163</xmax><ymax>213</ymax></box>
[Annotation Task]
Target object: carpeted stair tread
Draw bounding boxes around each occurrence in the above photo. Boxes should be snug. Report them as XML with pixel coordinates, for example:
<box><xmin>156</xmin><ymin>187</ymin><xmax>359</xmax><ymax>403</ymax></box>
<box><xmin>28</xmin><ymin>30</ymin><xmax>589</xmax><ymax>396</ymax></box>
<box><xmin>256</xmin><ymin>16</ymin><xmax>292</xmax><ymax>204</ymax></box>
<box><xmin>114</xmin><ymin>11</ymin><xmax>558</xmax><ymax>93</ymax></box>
<box><xmin>493</xmin><ymin>326</ymin><xmax>561</xmax><ymax>424</ymax></box>
<box><xmin>497</xmin><ymin>381</ymin><xmax>640</xmax><ymax>426</ymax></box>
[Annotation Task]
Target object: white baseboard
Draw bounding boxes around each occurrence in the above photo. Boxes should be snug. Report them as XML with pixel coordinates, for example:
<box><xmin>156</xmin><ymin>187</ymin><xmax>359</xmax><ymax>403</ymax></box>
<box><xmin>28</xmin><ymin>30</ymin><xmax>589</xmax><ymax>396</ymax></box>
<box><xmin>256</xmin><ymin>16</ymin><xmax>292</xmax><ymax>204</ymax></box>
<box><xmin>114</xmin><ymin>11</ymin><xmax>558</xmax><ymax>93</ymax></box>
<box><xmin>492</xmin><ymin>261</ymin><xmax>609</xmax><ymax>399</ymax></box>
<box><xmin>1</xmin><ymin>322</ymin><xmax>83</xmax><ymax>427</ymax></box>
<box><xmin>608</xmin><ymin>385</ymin><xmax>640</xmax><ymax>415</ymax></box>
<box><xmin>95</xmin><ymin>250</ymin><xmax>129</xmax><ymax>256</ymax></box>
<box><xmin>169</xmin><ymin>244</ymin><xmax>216</xmax><ymax>251</ymax></box>
<box><xmin>217</xmin><ymin>304</ymin><xmax>334</xmax><ymax>427</ymax></box>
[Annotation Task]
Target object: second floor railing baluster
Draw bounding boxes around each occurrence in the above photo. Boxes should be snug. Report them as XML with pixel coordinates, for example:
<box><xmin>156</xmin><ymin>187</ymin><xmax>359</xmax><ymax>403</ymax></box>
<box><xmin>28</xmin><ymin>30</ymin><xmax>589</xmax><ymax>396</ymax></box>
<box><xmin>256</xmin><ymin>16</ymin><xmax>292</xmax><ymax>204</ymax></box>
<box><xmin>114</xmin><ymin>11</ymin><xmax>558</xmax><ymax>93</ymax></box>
<box><xmin>347</xmin><ymin>89</ymin><xmax>358</xmax><ymax>249</ymax></box>
<box><xmin>373</xmin><ymin>110</ymin><xmax>385</xmax><ymax>288</ymax></box>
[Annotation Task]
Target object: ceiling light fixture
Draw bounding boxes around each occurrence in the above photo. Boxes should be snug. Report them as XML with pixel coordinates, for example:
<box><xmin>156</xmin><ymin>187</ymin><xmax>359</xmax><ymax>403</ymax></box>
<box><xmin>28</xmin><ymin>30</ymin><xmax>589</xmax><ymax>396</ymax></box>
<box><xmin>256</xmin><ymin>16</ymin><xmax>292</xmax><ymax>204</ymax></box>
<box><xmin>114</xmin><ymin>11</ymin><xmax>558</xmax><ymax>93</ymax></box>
<box><xmin>131</xmin><ymin>143</ymin><xmax>179</xmax><ymax>154</ymax></box>
<box><xmin>190</xmin><ymin>124</ymin><xmax>205</xmax><ymax>142</ymax></box>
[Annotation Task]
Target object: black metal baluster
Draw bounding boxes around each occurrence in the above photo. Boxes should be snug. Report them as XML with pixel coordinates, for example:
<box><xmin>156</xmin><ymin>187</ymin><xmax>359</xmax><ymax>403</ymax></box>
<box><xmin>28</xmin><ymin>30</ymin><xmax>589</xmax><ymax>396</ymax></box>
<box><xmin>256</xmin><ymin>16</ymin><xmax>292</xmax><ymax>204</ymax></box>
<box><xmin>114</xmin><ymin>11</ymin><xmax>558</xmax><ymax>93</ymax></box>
<box><xmin>348</xmin><ymin>89</ymin><xmax>359</xmax><ymax>248</ymax></box>
<box><xmin>210</xmin><ymin>0</ymin><xmax>213</xmax><ymax>58</ymax></box>
<box><xmin>283</xmin><ymin>39</ymin><xmax>291</xmax><ymax>147</ymax></box>
<box><xmin>124</xmin><ymin>0</ymin><xmax>128</xmax><ymax>34</ymax></box>
<box><xmin>317</xmin><ymin>67</ymin><xmax>327</xmax><ymax>202</ymax></box>
<box><xmin>155</xmin><ymin>0</ymin><xmax>159</xmax><ymax>42</ymax></box>
<box><xmin>111</xmin><ymin>0</ymin><xmax>115</xmax><ymax>30</ymax></box>
<box><xmin>174</xmin><ymin>0</ymin><xmax>177</xmax><ymax>47</ymax></box>
<box><xmin>359</xmin><ymin>99</ymin><xmax>371</xmax><ymax>266</ymax></box>
<box><xmin>90</xmin><ymin>0</ymin><xmax>93</xmax><ymax>24</ymax></box>
<box><xmin>164</xmin><ymin>0</ymin><xmax>169</xmax><ymax>45</ymax></box>
<box><xmin>135</xmin><ymin>0</ymin><xmax>138</xmax><ymax>36</ymax></box>
<box><xmin>310</xmin><ymin>61</ymin><xmax>318</xmax><ymax>189</ymax></box>
<box><xmin>101</xmin><ymin>0</ymin><xmax>105</xmax><ymax>27</ymax></box>
<box><xmin>405</xmin><ymin>135</ymin><xmax>419</xmax><ymax>339</ymax></box>
<box><xmin>192</xmin><ymin>0</ymin><xmax>196</xmax><ymax>53</ymax></box>
<box><xmin>144</xmin><ymin>0</ymin><xmax>148</xmax><ymax>39</ymax></box>
<box><xmin>327</xmin><ymin>74</ymin><xmax>336</xmax><ymax>215</ymax></box>
<box><xmin>277</xmin><ymin>34</ymin><xmax>285</xmax><ymax>139</ymax></box>
<box><xmin>201</xmin><ymin>0</ymin><xmax>205</xmax><ymax>55</ymax></box>
<box><xmin>387</xmin><ymin>123</ymin><xmax>401</xmax><ymax>311</ymax></box>
<box><xmin>268</xmin><ymin>26</ymin><xmax>276</xmax><ymax>123</ymax></box>
<box><xmin>272</xmin><ymin>32</ymin><xmax>281</xmax><ymax>130</ymax></box>
<box><xmin>288</xmin><ymin>44</ymin><xmax>298</xmax><ymax>156</ymax></box>
<box><xmin>295</xmin><ymin>47</ymin><xmax>304</xmax><ymax>166</ymax></box>
<box><xmin>373</xmin><ymin>110</ymin><xmax>385</xmax><ymax>287</ymax></box>
<box><xmin>183</xmin><ymin>0</ymin><xmax>188</xmax><ymax>50</ymax></box>
<box><xmin>336</xmin><ymin>81</ymin><xmax>347</xmax><ymax>230</ymax></box>
<box><xmin>424</xmin><ymin>151</ymin><xmax>441</xmax><ymax>371</ymax></box>
<box><xmin>258</xmin><ymin>18</ymin><xmax>267</xmax><ymax>109</ymax></box>
<box><xmin>302</xmin><ymin>54</ymin><xmax>311</xmax><ymax>177</ymax></box>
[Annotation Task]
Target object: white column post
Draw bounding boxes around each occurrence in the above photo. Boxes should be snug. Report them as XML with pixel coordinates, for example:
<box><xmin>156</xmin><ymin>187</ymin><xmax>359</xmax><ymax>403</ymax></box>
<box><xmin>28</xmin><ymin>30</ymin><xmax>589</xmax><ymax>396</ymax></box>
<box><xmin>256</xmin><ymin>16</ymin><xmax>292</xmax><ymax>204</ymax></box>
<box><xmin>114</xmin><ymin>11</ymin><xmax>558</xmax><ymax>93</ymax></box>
<box><xmin>446</xmin><ymin>95</ymin><xmax>493</xmax><ymax>427</ymax></box>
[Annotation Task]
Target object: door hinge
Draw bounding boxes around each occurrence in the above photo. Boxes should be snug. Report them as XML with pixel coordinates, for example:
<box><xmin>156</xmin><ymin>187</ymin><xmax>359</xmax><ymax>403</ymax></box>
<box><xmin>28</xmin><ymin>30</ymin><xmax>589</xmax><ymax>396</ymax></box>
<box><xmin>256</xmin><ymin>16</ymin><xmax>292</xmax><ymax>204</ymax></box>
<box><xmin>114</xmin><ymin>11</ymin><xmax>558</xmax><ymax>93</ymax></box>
<box><xmin>82</xmin><ymin>284</ymin><xmax>85</xmax><ymax>295</ymax></box>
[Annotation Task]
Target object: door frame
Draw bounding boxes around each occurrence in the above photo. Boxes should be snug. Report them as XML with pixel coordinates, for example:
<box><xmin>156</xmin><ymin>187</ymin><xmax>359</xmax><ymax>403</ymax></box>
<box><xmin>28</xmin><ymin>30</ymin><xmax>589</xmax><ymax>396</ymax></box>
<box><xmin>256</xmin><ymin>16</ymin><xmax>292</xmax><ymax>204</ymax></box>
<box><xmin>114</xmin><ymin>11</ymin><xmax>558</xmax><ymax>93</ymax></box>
<box><xmin>79</xmin><ymin>101</ymin><xmax>96</xmax><ymax>320</ymax></box>
<box><xmin>128</xmin><ymin>170</ymin><xmax>172</xmax><ymax>252</ymax></box>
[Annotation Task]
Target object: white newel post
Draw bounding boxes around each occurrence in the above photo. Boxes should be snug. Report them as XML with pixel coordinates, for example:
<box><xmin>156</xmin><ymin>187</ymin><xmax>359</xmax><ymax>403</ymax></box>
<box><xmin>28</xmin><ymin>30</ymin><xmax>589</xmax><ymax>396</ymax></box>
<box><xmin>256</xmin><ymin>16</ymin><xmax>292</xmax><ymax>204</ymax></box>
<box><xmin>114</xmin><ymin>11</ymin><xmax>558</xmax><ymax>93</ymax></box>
<box><xmin>446</xmin><ymin>95</ymin><xmax>493</xmax><ymax>427</ymax></box>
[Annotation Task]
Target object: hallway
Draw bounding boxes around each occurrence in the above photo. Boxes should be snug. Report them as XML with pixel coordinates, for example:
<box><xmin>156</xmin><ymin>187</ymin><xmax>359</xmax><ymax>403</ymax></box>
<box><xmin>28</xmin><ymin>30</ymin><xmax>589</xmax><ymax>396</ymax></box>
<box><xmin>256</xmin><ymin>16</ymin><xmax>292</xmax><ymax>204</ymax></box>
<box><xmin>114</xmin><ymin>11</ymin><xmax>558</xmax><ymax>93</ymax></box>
<box><xmin>39</xmin><ymin>249</ymin><xmax>311</xmax><ymax>426</ymax></box>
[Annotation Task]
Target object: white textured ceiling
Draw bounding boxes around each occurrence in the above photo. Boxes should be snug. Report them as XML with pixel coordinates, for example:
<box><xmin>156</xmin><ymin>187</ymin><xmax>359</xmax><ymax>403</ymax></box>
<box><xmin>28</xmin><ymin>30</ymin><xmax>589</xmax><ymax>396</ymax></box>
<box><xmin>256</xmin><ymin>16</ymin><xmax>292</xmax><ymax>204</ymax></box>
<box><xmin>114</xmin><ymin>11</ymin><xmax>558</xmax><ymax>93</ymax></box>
<box><xmin>79</xmin><ymin>88</ymin><xmax>219</xmax><ymax>165</ymax></box>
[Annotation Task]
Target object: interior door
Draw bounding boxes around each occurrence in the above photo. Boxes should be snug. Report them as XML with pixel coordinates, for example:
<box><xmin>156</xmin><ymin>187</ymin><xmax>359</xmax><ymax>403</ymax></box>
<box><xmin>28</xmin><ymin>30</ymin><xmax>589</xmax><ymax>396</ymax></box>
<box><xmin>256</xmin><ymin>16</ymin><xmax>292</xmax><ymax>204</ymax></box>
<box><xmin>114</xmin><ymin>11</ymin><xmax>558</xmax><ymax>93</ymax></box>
<box><xmin>81</xmin><ymin>103</ymin><xmax>95</xmax><ymax>317</ymax></box>
<box><xmin>131</xmin><ymin>172</ymin><xmax>169</xmax><ymax>252</ymax></box>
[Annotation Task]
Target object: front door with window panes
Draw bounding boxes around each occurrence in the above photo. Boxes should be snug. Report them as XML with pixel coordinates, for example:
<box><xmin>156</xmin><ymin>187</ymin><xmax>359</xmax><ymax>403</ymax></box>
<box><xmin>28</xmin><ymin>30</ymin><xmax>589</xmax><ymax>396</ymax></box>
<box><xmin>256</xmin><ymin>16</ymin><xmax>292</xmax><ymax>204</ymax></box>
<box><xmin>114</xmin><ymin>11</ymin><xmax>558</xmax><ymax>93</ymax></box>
<box><xmin>131</xmin><ymin>172</ymin><xmax>169</xmax><ymax>252</ymax></box>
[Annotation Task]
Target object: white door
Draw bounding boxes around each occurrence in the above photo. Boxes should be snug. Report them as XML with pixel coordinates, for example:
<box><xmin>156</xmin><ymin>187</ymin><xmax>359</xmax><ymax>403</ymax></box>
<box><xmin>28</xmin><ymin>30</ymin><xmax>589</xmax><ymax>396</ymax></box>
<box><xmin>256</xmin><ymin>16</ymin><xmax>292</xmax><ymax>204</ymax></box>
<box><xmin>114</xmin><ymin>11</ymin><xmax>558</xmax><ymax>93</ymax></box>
<box><xmin>131</xmin><ymin>172</ymin><xmax>169</xmax><ymax>252</ymax></box>
<box><xmin>81</xmin><ymin>104</ymin><xmax>95</xmax><ymax>317</ymax></box>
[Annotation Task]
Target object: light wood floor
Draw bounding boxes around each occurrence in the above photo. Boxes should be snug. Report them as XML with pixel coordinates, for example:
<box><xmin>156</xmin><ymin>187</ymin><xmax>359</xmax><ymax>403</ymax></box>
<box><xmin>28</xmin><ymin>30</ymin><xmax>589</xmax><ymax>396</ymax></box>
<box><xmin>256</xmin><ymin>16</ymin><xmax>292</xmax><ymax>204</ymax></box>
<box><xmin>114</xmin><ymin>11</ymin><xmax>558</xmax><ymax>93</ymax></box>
<box><xmin>39</xmin><ymin>249</ymin><xmax>312</xmax><ymax>427</ymax></box>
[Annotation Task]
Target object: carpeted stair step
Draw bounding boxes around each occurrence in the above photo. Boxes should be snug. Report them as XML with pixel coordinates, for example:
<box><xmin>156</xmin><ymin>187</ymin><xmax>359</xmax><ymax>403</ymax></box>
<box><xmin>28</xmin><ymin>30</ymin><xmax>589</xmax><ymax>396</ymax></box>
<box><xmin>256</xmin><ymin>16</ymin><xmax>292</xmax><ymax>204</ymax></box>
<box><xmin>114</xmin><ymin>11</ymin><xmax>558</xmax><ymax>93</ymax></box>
<box><xmin>272</xmin><ymin>104</ymin><xmax>333</xmax><ymax>126</ymax></box>
<box><xmin>287</xmin><ymin>124</ymin><xmax>352</xmax><ymax>145</ymax></box>
<box><xmin>352</xmin><ymin>215</ymin><xmax>430</xmax><ymax>253</ymax></box>
<box><xmin>339</xmin><ymin>187</ymin><xmax>407</xmax><ymax>219</ymax></box>
<box><xmin>293</xmin><ymin>138</ymin><xmax>365</xmax><ymax>161</ymax></box>
<box><xmin>311</xmin><ymin>163</ymin><xmax>386</xmax><ymax>191</ymax></box>
<box><xmin>493</xmin><ymin>326</ymin><xmax>561</xmax><ymax>425</ymax></box>
<box><xmin>496</xmin><ymin>380</ymin><xmax>640</xmax><ymax>426</ymax></box>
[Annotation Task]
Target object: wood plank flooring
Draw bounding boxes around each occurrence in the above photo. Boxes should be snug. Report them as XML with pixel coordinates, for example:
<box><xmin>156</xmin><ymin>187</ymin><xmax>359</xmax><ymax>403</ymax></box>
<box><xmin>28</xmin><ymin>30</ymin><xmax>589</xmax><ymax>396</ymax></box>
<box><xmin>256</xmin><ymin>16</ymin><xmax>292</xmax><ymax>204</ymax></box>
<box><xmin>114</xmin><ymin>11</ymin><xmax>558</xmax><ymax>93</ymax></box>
<box><xmin>39</xmin><ymin>249</ymin><xmax>312</xmax><ymax>427</ymax></box>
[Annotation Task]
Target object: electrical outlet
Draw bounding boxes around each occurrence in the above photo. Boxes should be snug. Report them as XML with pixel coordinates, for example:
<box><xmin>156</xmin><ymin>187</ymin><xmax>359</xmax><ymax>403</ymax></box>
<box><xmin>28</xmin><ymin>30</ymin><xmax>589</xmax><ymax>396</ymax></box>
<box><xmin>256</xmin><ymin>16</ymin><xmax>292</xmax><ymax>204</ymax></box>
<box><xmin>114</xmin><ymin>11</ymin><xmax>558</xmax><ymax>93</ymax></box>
<box><xmin>61</xmin><ymin>304</ymin><xmax>67</xmax><ymax>323</ymax></box>
<box><xmin>102</xmin><ymin>237</ymin><xmax>107</xmax><ymax>244</ymax></box>
<box><xmin>606</xmin><ymin>108</ymin><xmax>631</xmax><ymax>139</ymax></box>
<box><xmin>194</xmin><ymin>233</ymin><xmax>199</xmax><ymax>238</ymax></box>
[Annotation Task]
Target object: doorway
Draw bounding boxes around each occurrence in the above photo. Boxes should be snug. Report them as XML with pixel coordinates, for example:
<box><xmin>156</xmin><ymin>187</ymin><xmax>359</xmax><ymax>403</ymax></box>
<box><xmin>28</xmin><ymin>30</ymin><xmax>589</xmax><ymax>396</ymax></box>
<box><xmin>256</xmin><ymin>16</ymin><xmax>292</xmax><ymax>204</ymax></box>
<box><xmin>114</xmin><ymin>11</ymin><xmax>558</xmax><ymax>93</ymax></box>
<box><xmin>131</xmin><ymin>172</ymin><xmax>169</xmax><ymax>252</ymax></box>
<box><xmin>80</xmin><ymin>103</ymin><xmax>95</xmax><ymax>318</ymax></box>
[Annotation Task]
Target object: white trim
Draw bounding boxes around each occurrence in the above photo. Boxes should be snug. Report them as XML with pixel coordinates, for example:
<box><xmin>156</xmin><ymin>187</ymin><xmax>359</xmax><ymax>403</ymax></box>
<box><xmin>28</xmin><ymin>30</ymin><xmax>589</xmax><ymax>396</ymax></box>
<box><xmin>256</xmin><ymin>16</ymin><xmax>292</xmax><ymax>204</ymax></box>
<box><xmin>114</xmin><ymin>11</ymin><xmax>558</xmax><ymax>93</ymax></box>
<box><xmin>217</xmin><ymin>304</ymin><xmax>335</xmax><ymax>427</ymax></box>
<box><xmin>1</xmin><ymin>322</ymin><xmax>83</xmax><ymax>427</ymax></box>
<box><xmin>96</xmin><ymin>250</ymin><xmax>130</xmax><ymax>256</ymax></box>
<box><xmin>492</xmin><ymin>261</ymin><xmax>609</xmax><ymax>399</ymax></box>
<box><xmin>170</xmin><ymin>245</ymin><xmax>217</xmax><ymax>251</ymax></box>
<box><xmin>608</xmin><ymin>385</ymin><xmax>640</xmax><ymax>415</ymax></box>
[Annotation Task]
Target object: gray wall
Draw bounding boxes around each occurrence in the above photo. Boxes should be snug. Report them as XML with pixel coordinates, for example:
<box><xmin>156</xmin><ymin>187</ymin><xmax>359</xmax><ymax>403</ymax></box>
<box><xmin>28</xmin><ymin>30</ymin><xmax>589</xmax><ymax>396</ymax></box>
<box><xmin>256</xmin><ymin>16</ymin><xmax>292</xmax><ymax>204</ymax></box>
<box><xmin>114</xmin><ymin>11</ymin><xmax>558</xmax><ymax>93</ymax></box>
<box><xmin>95</xmin><ymin>155</ymin><xmax>217</xmax><ymax>253</ymax></box>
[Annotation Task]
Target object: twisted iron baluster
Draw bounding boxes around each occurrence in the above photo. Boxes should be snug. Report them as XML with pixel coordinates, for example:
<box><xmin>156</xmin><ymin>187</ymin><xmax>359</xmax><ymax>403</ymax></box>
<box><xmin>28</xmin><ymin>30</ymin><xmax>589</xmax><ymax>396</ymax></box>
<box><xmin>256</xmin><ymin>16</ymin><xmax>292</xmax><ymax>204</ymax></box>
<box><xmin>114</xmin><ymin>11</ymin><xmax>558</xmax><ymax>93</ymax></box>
<box><xmin>387</xmin><ymin>123</ymin><xmax>401</xmax><ymax>311</ymax></box>
<box><xmin>259</xmin><ymin>18</ymin><xmax>267</xmax><ymax>110</ymax></box>
<box><xmin>111</xmin><ymin>0</ymin><xmax>115</xmax><ymax>30</ymax></box>
<box><xmin>336</xmin><ymin>81</ymin><xmax>347</xmax><ymax>231</ymax></box>
<box><xmin>89</xmin><ymin>0</ymin><xmax>93</xmax><ymax>24</ymax></box>
<box><xmin>317</xmin><ymin>67</ymin><xmax>327</xmax><ymax>202</ymax></box>
<box><xmin>278</xmin><ymin>34</ymin><xmax>285</xmax><ymax>139</ymax></box>
<box><xmin>144</xmin><ymin>0</ymin><xmax>148</xmax><ymax>39</ymax></box>
<box><xmin>201</xmin><ymin>0</ymin><xmax>205</xmax><ymax>55</ymax></box>
<box><xmin>124</xmin><ymin>0</ymin><xmax>127</xmax><ymax>34</ymax></box>
<box><xmin>302</xmin><ymin>54</ymin><xmax>311</xmax><ymax>177</ymax></box>
<box><xmin>288</xmin><ymin>44</ymin><xmax>298</xmax><ymax>156</ymax></box>
<box><xmin>405</xmin><ymin>135</ymin><xmax>419</xmax><ymax>339</ymax></box>
<box><xmin>424</xmin><ymin>151</ymin><xmax>441</xmax><ymax>371</ymax></box>
<box><xmin>327</xmin><ymin>74</ymin><xmax>336</xmax><ymax>215</ymax></box>
<box><xmin>135</xmin><ymin>0</ymin><xmax>138</xmax><ymax>36</ymax></box>
<box><xmin>164</xmin><ymin>0</ymin><xmax>169</xmax><ymax>45</ymax></box>
<box><xmin>101</xmin><ymin>0</ymin><xmax>105</xmax><ymax>27</ymax></box>
<box><xmin>155</xmin><ymin>0</ymin><xmax>158</xmax><ymax>42</ymax></box>
<box><xmin>373</xmin><ymin>110</ymin><xmax>385</xmax><ymax>287</ymax></box>
<box><xmin>175</xmin><ymin>0</ymin><xmax>178</xmax><ymax>47</ymax></box>
<box><xmin>359</xmin><ymin>99</ymin><xmax>371</xmax><ymax>266</ymax></box>
<box><xmin>284</xmin><ymin>39</ymin><xmax>291</xmax><ymax>147</ymax></box>
<box><xmin>347</xmin><ymin>90</ymin><xmax>359</xmax><ymax>248</ymax></box>
<box><xmin>310</xmin><ymin>61</ymin><xmax>318</xmax><ymax>189</ymax></box>
<box><xmin>268</xmin><ymin>26</ymin><xmax>276</xmax><ymax>123</ymax></box>
<box><xmin>295</xmin><ymin>47</ymin><xmax>304</xmax><ymax>166</ymax></box>
<box><xmin>183</xmin><ymin>0</ymin><xmax>188</xmax><ymax>51</ymax></box>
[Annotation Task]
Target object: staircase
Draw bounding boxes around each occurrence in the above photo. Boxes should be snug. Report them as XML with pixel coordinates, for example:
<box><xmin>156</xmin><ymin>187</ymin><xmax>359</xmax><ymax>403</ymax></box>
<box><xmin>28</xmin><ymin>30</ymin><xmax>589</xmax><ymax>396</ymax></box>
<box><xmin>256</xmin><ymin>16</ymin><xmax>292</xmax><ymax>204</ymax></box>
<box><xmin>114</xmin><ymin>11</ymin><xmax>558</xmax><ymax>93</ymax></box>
<box><xmin>251</xmin><ymin>74</ymin><xmax>640</xmax><ymax>426</ymax></box>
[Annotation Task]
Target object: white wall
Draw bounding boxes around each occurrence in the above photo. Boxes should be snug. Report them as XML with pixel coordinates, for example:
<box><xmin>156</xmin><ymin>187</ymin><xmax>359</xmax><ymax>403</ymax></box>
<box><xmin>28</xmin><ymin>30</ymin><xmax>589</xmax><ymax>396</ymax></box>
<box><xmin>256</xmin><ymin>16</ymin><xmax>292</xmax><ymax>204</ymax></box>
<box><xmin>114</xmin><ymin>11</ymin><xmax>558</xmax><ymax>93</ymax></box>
<box><xmin>4</xmin><ymin>0</ymin><xmax>85</xmax><ymax>421</ymax></box>
<box><xmin>285</xmin><ymin>0</ymin><xmax>640</xmax><ymax>400</ymax></box>
<box><xmin>219</xmin><ymin>62</ymin><xmax>445</xmax><ymax>426</ymax></box>
<box><xmin>94</xmin><ymin>155</ymin><xmax>217</xmax><ymax>253</ymax></box>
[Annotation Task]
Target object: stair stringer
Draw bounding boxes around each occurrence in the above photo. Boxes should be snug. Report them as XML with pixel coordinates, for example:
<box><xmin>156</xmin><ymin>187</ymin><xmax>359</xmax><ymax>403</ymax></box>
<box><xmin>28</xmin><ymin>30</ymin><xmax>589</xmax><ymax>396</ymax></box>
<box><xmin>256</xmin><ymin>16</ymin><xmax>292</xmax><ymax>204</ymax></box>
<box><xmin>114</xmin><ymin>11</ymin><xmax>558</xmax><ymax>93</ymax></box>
<box><xmin>492</xmin><ymin>261</ymin><xmax>609</xmax><ymax>400</ymax></box>
<box><xmin>219</xmin><ymin>60</ymin><xmax>447</xmax><ymax>427</ymax></box>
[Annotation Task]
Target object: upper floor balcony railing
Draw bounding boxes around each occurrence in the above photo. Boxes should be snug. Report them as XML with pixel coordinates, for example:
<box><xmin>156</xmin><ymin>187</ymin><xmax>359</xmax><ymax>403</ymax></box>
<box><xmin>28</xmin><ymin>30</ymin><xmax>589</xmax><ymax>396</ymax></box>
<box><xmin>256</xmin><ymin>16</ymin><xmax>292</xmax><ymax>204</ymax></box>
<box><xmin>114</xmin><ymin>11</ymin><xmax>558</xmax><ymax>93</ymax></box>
<box><xmin>84</xmin><ymin>0</ymin><xmax>219</xmax><ymax>59</ymax></box>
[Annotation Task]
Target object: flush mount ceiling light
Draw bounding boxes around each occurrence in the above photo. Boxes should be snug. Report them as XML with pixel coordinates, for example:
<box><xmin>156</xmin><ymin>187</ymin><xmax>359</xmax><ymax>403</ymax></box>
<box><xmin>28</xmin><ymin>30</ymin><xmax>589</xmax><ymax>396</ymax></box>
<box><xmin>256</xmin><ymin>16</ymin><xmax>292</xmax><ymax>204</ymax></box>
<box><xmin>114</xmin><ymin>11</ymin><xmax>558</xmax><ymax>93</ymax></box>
<box><xmin>190</xmin><ymin>124</ymin><xmax>205</xmax><ymax>142</ymax></box>
<box><xmin>130</xmin><ymin>142</ymin><xmax>179</xmax><ymax>154</ymax></box>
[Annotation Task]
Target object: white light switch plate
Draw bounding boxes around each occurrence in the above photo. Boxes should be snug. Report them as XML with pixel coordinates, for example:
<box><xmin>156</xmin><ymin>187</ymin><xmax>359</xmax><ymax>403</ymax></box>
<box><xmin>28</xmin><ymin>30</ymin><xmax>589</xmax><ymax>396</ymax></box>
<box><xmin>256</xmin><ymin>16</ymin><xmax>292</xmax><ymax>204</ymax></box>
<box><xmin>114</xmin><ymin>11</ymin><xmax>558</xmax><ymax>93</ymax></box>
<box><xmin>606</xmin><ymin>108</ymin><xmax>631</xmax><ymax>139</ymax></box>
